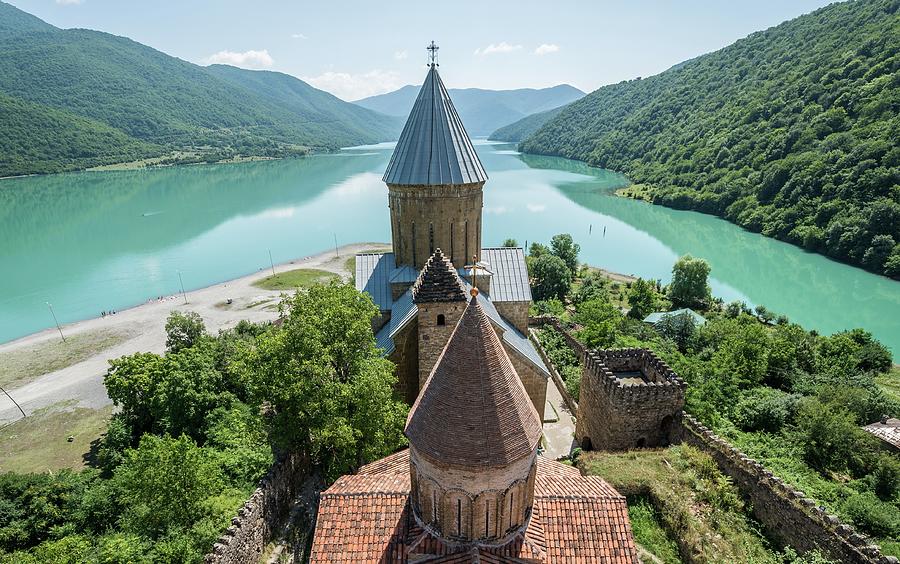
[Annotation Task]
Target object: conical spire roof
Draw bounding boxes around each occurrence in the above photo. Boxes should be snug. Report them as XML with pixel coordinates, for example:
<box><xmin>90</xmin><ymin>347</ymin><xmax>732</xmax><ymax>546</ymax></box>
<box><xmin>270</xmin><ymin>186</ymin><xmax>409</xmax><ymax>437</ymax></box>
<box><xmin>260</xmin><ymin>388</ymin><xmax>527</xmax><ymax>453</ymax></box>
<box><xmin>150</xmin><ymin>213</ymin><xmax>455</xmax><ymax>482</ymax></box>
<box><xmin>405</xmin><ymin>296</ymin><xmax>542</xmax><ymax>467</ymax></box>
<box><xmin>383</xmin><ymin>65</ymin><xmax>487</xmax><ymax>186</ymax></box>
<box><xmin>412</xmin><ymin>249</ymin><xmax>467</xmax><ymax>303</ymax></box>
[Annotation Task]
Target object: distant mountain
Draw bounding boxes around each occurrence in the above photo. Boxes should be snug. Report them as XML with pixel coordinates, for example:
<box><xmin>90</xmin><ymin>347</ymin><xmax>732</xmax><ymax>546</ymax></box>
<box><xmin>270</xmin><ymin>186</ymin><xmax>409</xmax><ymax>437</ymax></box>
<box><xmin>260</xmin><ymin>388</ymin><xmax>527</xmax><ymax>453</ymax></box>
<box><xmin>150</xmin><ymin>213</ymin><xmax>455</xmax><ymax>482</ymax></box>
<box><xmin>521</xmin><ymin>0</ymin><xmax>900</xmax><ymax>279</ymax></box>
<box><xmin>0</xmin><ymin>1</ymin><xmax>399</xmax><ymax>177</ymax></box>
<box><xmin>488</xmin><ymin>105</ymin><xmax>568</xmax><ymax>143</ymax></box>
<box><xmin>354</xmin><ymin>83</ymin><xmax>585</xmax><ymax>136</ymax></box>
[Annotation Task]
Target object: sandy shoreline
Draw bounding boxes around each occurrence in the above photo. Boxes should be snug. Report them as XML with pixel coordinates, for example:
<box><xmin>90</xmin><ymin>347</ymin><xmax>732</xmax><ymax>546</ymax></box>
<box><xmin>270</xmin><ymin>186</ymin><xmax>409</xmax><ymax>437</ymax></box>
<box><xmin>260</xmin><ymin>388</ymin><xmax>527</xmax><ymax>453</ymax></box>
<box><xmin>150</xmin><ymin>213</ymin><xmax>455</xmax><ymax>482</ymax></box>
<box><xmin>0</xmin><ymin>242</ymin><xmax>388</xmax><ymax>424</ymax></box>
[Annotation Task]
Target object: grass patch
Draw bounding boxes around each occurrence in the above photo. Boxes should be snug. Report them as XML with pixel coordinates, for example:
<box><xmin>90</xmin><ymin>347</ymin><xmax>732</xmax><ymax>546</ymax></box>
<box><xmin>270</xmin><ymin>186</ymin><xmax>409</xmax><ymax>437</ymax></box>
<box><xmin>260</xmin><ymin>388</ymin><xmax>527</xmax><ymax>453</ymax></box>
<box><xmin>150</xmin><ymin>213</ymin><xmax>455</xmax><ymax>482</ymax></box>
<box><xmin>627</xmin><ymin>495</ymin><xmax>681</xmax><ymax>564</ymax></box>
<box><xmin>615</xmin><ymin>183</ymin><xmax>654</xmax><ymax>202</ymax></box>
<box><xmin>875</xmin><ymin>366</ymin><xmax>900</xmax><ymax>405</ymax></box>
<box><xmin>0</xmin><ymin>402</ymin><xmax>113</xmax><ymax>473</ymax></box>
<box><xmin>0</xmin><ymin>328</ymin><xmax>131</xmax><ymax>390</ymax></box>
<box><xmin>252</xmin><ymin>268</ymin><xmax>339</xmax><ymax>291</ymax></box>
<box><xmin>580</xmin><ymin>445</ymin><xmax>780</xmax><ymax>563</ymax></box>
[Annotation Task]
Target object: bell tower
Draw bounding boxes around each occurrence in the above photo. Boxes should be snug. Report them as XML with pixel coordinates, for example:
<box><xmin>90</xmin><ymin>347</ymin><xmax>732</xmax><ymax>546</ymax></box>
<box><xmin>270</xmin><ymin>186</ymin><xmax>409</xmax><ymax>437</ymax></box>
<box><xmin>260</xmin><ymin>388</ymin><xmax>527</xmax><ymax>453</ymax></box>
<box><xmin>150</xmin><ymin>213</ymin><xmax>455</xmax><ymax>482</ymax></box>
<box><xmin>383</xmin><ymin>42</ymin><xmax>487</xmax><ymax>270</ymax></box>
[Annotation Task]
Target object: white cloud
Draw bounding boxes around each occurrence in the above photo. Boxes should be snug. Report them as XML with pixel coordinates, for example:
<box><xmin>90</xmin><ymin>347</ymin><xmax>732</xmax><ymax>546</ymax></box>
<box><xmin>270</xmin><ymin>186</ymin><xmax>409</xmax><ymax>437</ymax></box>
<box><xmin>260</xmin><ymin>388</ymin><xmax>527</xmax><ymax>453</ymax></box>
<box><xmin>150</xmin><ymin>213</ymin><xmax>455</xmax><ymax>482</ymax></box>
<box><xmin>205</xmin><ymin>49</ymin><xmax>274</xmax><ymax>69</ymax></box>
<box><xmin>56</xmin><ymin>0</ymin><xmax>83</xmax><ymax>5</ymax></box>
<box><xmin>291</xmin><ymin>33</ymin><xmax>307</xmax><ymax>40</ymax></box>
<box><xmin>303</xmin><ymin>69</ymin><xmax>404</xmax><ymax>101</ymax></box>
<box><xmin>394</xmin><ymin>50</ymin><xmax>408</xmax><ymax>61</ymax></box>
<box><xmin>534</xmin><ymin>43</ymin><xmax>560</xmax><ymax>56</ymax></box>
<box><xmin>474</xmin><ymin>42</ymin><xmax>522</xmax><ymax>56</ymax></box>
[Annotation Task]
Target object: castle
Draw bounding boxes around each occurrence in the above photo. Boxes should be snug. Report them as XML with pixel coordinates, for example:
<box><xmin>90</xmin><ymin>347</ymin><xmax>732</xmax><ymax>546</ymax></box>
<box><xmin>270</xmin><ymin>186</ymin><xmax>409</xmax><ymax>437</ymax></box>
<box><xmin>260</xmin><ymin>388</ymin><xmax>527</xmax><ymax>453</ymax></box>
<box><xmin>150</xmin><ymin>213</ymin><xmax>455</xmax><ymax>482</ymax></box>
<box><xmin>308</xmin><ymin>52</ymin><xmax>638</xmax><ymax>562</ymax></box>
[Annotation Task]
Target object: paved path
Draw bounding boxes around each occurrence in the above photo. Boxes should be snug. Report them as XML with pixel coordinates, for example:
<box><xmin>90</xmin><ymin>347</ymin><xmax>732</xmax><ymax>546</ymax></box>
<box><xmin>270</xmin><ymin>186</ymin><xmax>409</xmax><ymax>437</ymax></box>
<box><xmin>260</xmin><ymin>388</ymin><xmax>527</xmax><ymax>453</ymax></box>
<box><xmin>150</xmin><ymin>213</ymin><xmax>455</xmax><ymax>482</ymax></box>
<box><xmin>541</xmin><ymin>376</ymin><xmax>577</xmax><ymax>460</ymax></box>
<box><xmin>0</xmin><ymin>243</ymin><xmax>388</xmax><ymax>425</ymax></box>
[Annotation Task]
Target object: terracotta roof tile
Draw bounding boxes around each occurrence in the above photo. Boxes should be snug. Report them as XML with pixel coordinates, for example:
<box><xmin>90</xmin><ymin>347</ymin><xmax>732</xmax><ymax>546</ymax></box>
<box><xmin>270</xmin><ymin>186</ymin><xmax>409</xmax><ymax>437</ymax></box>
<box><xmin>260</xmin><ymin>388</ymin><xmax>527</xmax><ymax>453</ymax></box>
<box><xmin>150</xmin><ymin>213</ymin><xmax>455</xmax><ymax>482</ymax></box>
<box><xmin>405</xmin><ymin>297</ymin><xmax>543</xmax><ymax>467</ymax></box>
<box><xmin>309</xmin><ymin>451</ymin><xmax>638</xmax><ymax>563</ymax></box>
<box><xmin>412</xmin><ymin>249</ymin><xmax>467</xmax><ymax>303</ymax></box>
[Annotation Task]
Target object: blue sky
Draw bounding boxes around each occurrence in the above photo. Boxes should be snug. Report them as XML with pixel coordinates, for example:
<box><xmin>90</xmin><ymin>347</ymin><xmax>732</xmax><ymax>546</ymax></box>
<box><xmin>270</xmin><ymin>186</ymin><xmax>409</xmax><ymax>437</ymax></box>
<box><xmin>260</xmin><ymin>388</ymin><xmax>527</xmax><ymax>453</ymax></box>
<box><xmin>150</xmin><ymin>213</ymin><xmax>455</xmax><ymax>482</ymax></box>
<box><xmin>8</xmin><ymin>0</ymin><xmax>835</xmax><ymax>100</ymax></box>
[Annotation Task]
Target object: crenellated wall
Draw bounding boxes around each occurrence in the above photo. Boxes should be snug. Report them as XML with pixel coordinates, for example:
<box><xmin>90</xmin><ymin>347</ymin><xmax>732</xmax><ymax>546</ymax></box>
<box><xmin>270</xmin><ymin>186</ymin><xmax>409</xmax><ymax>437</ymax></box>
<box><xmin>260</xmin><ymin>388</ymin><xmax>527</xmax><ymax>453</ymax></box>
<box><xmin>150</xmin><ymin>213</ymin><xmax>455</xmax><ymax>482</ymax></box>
<box><xmin>576</xmin><ymin>348</ymin><xmax>686</xmax><ymax>451</ymax></box>
<box><xmin>679</xmin><ymin>415</ymin><xmax>898</xmax><ymax>564</ymax></box>
<box><xmin>204</xmin><ymin>452</ymin><xmax>308</xmax><ymax>564</ymax></box>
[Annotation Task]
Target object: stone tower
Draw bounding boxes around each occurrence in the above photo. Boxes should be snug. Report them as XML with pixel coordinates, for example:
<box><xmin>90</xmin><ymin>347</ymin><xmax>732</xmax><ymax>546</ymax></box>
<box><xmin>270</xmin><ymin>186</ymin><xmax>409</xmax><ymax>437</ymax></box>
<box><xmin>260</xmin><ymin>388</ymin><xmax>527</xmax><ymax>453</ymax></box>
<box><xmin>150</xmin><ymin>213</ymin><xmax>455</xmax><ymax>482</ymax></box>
<box><xmin>383</xmin><ymin>62</ymin><xmax>487</xmax><ymax>270</ymax></box>
<box><xmin>405</xmin><ymin>295</ymin><xmax>543</xmax><ymax>545</ymax></box>
<box><xmin>413</xmin><ymin>249</ymin><xmax>468</xmax><ymax>390</ymax></box>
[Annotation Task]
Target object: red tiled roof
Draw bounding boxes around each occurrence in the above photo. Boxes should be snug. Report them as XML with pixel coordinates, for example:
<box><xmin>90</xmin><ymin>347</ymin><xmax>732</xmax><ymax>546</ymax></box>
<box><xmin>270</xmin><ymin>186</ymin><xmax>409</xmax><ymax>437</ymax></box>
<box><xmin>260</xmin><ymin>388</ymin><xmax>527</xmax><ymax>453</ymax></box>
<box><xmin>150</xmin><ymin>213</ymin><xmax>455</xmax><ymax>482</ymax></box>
<box><xmin>405</xmin><ymin>297</ymin><xmax>543</xmax><ymax>468</ymax></box>
<box><xmin>309</xmin><ymin>450</ymin><xmax>638</xmax><ymax>563</ymax></box>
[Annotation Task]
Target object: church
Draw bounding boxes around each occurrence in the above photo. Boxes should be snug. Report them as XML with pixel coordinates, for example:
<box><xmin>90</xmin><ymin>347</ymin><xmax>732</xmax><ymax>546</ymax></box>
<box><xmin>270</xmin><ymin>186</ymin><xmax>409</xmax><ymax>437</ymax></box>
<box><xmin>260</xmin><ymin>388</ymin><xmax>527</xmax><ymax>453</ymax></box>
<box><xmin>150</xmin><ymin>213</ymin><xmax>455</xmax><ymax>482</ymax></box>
<box><xmin>309</xmin><ymin>49</ymin><xmax>638</xmax><ymax>562</ymax></box>
<box><xmin>353</xmin><ymin>49</ymin><xmax>550</xmax><ymax>414</ymax></box>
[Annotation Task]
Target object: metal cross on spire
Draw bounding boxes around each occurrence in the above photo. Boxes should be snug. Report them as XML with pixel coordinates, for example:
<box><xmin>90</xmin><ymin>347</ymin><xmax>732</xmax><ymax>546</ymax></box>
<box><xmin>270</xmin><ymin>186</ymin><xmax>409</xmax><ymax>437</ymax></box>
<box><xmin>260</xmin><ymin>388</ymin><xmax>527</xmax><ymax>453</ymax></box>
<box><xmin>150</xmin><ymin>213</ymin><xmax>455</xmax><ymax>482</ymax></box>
<box><xmin>427</xmin><ymin>41</ymin><xmax>439</xmax><ymax>67</ymax></box>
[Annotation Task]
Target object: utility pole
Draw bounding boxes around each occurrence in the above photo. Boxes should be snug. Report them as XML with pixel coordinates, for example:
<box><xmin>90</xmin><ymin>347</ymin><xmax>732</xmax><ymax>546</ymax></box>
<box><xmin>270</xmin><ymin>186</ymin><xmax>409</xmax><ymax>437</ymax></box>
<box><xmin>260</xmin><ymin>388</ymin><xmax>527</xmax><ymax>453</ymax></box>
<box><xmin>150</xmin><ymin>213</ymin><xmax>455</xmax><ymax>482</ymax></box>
<box><xmin>334</xmin><ymin>234</ymin><xmax>339</xmax><ymax>258</ymax></box>
<box><xmin>46</xmin><ymin>302</ymin><xmax>65</xmax><ymax>342</ymax></box>
<box><xmin>177</xmin><ymin>271</ymin><xmax>187</xmax><ymax>305</ymax></box>
<box><xmin>0</xmin><ymin>385</ymin><xmax>26</xmax><ymax>420</ymax></box>
<box><xmin>268</xmin><ymin>249</ymin><xmax>276</xmax><ymax>277</ymax></box>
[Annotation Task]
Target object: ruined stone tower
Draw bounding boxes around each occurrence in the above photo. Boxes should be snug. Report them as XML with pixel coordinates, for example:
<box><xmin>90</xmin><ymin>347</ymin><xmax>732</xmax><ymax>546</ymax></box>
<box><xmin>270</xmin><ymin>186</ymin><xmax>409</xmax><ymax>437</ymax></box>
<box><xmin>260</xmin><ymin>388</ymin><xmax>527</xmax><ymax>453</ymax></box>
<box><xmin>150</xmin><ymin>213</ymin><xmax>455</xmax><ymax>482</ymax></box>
<box><xmin>413</xmin><ymin>249</ymin><xmax>468</xmax><ymax>390</ymax></box>
<box><xmin>383</xmin><ymin>63</ymin><xmax>487</xmax><ymax>270</ymax></box>
<box><xmin>405</xmin><ymin>296</ymin><xmax>543</xmax><ymax>544</ymax></box>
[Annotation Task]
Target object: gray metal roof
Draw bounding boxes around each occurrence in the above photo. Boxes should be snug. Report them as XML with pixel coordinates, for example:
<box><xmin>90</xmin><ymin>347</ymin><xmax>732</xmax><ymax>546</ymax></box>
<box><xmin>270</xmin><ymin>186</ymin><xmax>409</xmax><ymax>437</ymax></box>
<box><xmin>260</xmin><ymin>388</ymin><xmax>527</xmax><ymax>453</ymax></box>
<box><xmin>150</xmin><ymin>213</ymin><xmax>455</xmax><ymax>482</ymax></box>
<box><xmin>383</xmin><ymin>66</ymin><xmax>487</xmax><ymax>186</ymax></box>
<box><xmin>356</xmin><ymin>253</ymin><xmax>394</xmax><ymax>311</ymax></box>
<box><xmin>481</xmin><ymin>247</ymin><xmax>532</xmax><ymax>303</ymax></box>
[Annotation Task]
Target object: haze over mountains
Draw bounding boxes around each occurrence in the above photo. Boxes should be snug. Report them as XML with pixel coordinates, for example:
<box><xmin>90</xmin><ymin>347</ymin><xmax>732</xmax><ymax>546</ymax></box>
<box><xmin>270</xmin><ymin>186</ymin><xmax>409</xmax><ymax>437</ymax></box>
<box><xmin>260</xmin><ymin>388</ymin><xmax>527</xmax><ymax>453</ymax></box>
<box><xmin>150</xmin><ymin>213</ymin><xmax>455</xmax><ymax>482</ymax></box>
<box><xmin>0</xmin><ymin>1</ymin><xmax>400</xmax><ymax>177</ymax></box>
<box><xmin>354</xmin><ymin>83</ymin><xmax>585</xmax><ymax>137</ymax></box>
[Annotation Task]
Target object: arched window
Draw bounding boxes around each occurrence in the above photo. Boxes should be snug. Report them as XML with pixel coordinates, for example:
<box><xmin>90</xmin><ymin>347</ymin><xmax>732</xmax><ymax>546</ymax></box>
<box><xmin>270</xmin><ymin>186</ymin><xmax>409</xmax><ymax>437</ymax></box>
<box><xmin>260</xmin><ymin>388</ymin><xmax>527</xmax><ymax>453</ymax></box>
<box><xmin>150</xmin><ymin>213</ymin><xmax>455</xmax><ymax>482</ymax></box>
<box><xmin>429</xmin><ymin>222</ymin><xmax>434</xmax><ymax>255</ymax></box>
<box><xmin>437</xmin><ymin>314</ymin><xmax>446</xmax><ymax>326</ymax></box>
<box><xmin>456</xmin><ymin>498</ymin><xmax>462</xmax><ymax>535</ymax></box>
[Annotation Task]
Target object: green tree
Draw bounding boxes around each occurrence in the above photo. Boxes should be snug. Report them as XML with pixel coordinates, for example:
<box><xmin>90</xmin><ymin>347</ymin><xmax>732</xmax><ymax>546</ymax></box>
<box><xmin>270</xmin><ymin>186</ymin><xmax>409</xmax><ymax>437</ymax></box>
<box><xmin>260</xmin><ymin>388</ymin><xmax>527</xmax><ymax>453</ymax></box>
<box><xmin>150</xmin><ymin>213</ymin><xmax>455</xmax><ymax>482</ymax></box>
<box><xmin>164</xmin><ymin>311</ymin><xmax>206</xmax><ymax>353</ymax></box>
<box><xmin>550</xmin><ymin>233</ymin><xmax>580</xmax><ymax>274</ymax></box>
<box><xmin>796</xmin><ymin>398</ymin><xmax>859</xmax><ymax>472</ymax></box>
<box><xmin>626</xmin><ymin>278</ymin><xmax>656</xmax><ymax>319</ymax></box>
<box><xmin>668</xmin><ymin>255</ymin><xmax>711</xmax><ymax>309</ymax></box>
<box><xmin>241</xmin><ymin>283</ymin><xmax>407</xmax><ymax>480</ymax></box>
<box><xmin>113</xmin><ymin>434</ymin><xmax>222</xmax><ymax>536</ymax></box>
<box><xmin>529</xmin><ymin>254</ymin><xmax>571</xmax><ymax>302</ymax></box>
<box><xmin>655</xmin><ymin>311</ymin><xmax>697</xmax><ymax>352</ymax></box>
<box><xmin>574</xmin><ymin>299</ymin><xmax>620</xmax><ymax>349</ymax></box>
<box><xmin>573</xmin><ymin>271</ymin><xmax>608</xmax><ymax>305</ymax></box>
<box><xmin>502</xmin><ymin>238</ymin><xmax>518</xmax><ymax>247</ymax></box>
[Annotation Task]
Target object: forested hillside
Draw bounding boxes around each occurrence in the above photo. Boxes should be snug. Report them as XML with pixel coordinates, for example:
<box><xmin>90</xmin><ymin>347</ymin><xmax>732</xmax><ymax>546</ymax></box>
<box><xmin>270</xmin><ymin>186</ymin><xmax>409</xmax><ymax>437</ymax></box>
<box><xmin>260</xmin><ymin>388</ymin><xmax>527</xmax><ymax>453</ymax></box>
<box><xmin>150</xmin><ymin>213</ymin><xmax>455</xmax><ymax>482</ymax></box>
<box><xmin>0</xmin><ymin>2</ymin><xmax>399</xmax><ymax>177</ymax></box>
<box><xmin>0</xmin><ymin>93</ymin><xmax>163</xmax><ymax>177</ymax></box>
<box><xmin>488</xmin><ymin>105</ymin><xmax>567</xmax><ymax>142</ymax></box>
<box><xmin>521</xmin><ymin>0</ymin><xmax>900</xmax><ymax>278</ymax></box>
<box><xmin>355</xmin><ymin>83</ymin><xmax>584</xmax><ymax>136</ymax></box>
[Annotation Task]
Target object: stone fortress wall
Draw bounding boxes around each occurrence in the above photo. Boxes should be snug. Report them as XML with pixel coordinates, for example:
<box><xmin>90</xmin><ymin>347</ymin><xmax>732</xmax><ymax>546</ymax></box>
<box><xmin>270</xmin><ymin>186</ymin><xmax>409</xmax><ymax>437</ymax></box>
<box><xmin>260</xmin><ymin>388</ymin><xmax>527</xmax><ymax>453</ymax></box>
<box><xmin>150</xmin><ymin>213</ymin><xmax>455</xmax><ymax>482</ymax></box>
<box><xmin>528</xmin><ymin>316</ymin><xmax>897</xmax><ymax>564</ymax></box>
<box><xmin>575</xmin><ymin>348</ymin><xmax>686</xmax><ymax>451</ymax></box>
<box><xmin>205</xmin><ymin>453</ymin><xmax>307</xmax><ymax>564</ymax></box>
<box><xmin>679</xmin><ymin>415</ymin><xmax>896</xmax><ymax>564</ymax></box>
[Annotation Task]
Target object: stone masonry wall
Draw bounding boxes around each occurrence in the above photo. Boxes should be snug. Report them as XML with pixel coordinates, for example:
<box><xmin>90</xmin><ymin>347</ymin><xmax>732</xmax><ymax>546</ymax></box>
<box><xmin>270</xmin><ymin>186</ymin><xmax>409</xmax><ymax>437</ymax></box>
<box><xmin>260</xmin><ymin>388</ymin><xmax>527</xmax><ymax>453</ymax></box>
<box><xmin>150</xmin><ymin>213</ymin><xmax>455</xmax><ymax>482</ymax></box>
<box><xmin>494</xmin><ymin>301</ymin><xmax>530</xmax><ymax>335</ymax></box>
<box><xmin>205</xmin><ymin>452</ymin><xmax>308</xmax><ymax>564</ymax></box>
<box><xmin>678</xmin><ymin>415</ymin><xmax>897</xmax><ymax>564</ymax></box>
<box><xmin>528</xmin><ymin>327</ymin><xmax>578</xmax><ymax>415</ymax></box>
<box><xmin>389</xmin><ymin>183</ymin><xmax>483</xmax><ymax>269</ymax></box>
<box><xmin>576</xmin><ymin>349</ymin><xmax>686</xmax><ymax>451</ymax></box>
<box><xmin>505</xmin><ymin>345</ymin><xmax>548</xmax><ymax>419</ymax></box>
<box><xmin>417</xmin><ymin>302</ymin><xmax>466</xmax><ymax>390</ymax></box>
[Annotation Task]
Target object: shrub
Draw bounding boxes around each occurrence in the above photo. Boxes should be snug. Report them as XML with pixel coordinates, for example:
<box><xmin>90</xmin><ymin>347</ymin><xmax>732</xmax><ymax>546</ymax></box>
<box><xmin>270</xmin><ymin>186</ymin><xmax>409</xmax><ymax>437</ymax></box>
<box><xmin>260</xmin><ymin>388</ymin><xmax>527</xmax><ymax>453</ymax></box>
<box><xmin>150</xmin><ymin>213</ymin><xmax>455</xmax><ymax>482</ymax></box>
<box><xmin>796</xmin><ymin>398</ymin><xmax>859</xmax><ymax>473</ymax></box>
<box><xmin>733</xmin><ymin>388</ymin><xmax>798</xmax><ymax>433</ymax></box>
<box><xmin>841</xmin><ymin>491</ymin><xmax>900</xmax><ymax>538</ymax></box>
<box><xmin>164</xmin><ymin>311</ymin><xmax>206</xmax><ymax>353</ymax></box>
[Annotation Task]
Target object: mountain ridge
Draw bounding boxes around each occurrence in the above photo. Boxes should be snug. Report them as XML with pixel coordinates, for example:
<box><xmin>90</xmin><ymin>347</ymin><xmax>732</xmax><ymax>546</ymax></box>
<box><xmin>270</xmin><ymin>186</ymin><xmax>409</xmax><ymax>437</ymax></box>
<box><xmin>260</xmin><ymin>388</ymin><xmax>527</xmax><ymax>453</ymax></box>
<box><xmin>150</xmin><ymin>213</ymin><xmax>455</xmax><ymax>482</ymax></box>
<box><xmin>354</xmin><ymin>83</ymin><xmax>584</xmax><ymax>136</ymax></box>
<box><xmin>0</xmin><ymin>1</ymin><xmax>400</xmax><ymax>177</ymax></box>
